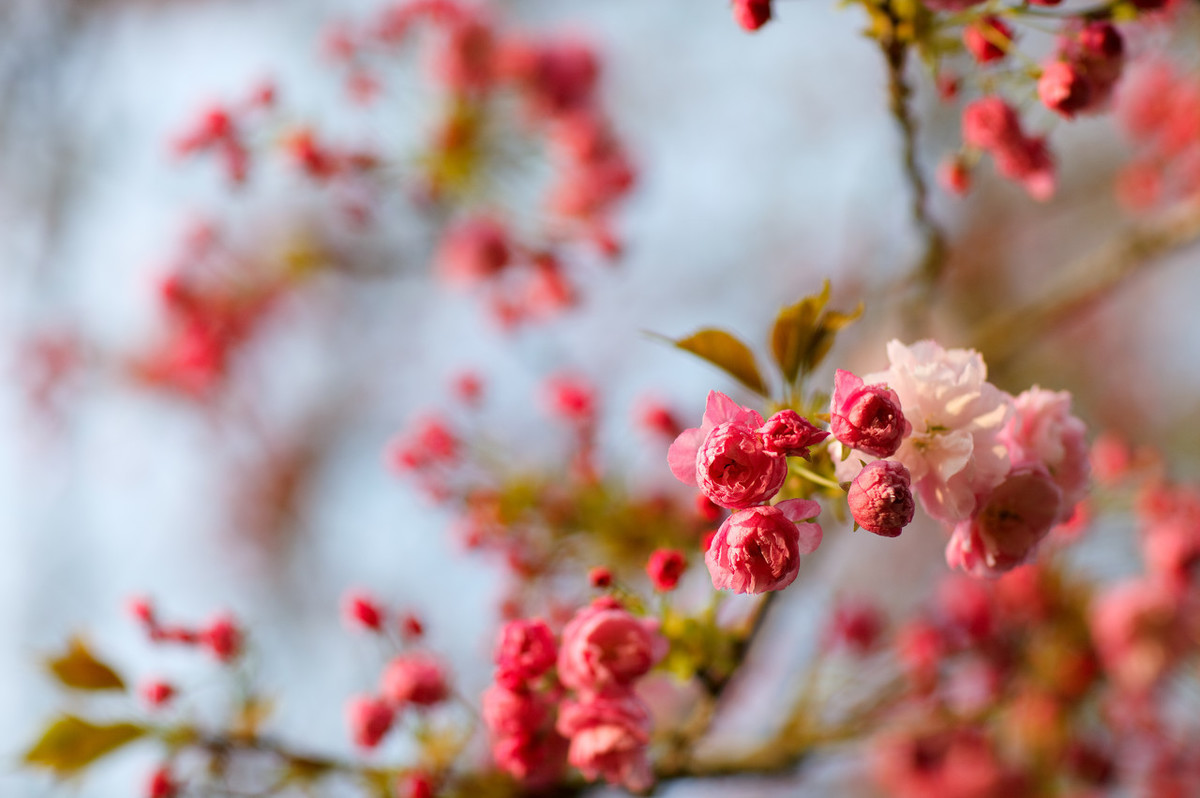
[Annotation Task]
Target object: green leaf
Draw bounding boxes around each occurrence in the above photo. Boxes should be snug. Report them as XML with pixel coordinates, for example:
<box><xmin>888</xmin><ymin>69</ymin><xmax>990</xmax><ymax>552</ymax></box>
<box><xmin>44</xmin><ymin>637</ymin><xmax>125</xmax><ymax>692</ymax></box>
<box><xmin>673</xmin><ymin>329</ymin><xmax>769</xmax><ymax>397</ymax></box>
<box><xmin>771</xmin><ymin>281</ymin><xmax>831</xmax><ymax>385</ymax></box>
<box><xmin>770</xmin><ymin>281</ymin><xmax>863</xmax><ymax>385</ymax></box>
<box><xmin>23</xmin><ymin>716</ymin><xmax>145</xmax><ymax>777</ymax></box>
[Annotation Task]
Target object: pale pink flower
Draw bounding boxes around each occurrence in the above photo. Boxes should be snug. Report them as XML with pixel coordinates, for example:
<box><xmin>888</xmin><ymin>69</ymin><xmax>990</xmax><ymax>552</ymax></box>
<box><xmin>557</xmin><ymin>690</ymin><xmax>653</xmax><ymax>792</ymax></box>
<box><xmin>998</xmin><ymin>387</ymin><xmax>1089</xmax><ymax>522</ymax></box>
<box><xmin>557</xmin><ymin>598</ymin><xmax>666</xmax><ymax>693</ymax></box>
<box><xmin>847</xmin><ymin>459</ymin><xmax>915</xmax><ymax>537</ymax></box>
<box><xmin>945</xmin><ymin>467</ymin><xmax>1062</xmax><ymax>578</ymax></box>
<box><xmin>705</xmin><ymin>499</ymin><xmax>822</xmax><ymax>594</ymax></box>
<box><xmin>864</xmin><ymin>340</ymin><xmax>1012</xmax><ymax>524</ymax></box>
<box><xmin>830</xmin><ymin>369</ymin><xmax>910</xmax><ymax>458</ymax></box>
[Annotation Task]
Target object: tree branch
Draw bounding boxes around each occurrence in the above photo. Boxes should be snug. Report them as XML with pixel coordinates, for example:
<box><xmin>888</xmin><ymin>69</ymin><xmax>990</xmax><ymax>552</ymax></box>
<box><xmin>972</xmin><ymin>199</ymin><xmax>1200</xmax><ymax>370</ymax></box>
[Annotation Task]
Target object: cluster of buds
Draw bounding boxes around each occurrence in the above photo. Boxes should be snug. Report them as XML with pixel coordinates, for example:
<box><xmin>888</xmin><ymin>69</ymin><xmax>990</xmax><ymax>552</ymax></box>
<box><xmin>669</xmin><ymin>394</ymin><xmax>827</xmax><ymax>594</ymax></box>
<box><xmin>836</xmin><ymin>340</ymin><xmax>1089</xmax><ymax>578</ymax></box>
<box><xmin>483</xmin><ymin>599</ymin><xmax>666</xmax><ymax>792</ymax></box>
<box><xmin>1115</xmin><ymin>59</ymin><xmax>1200</xmax><ymax>212</ymax></box>
<box><xmin>128</xmin><ymin>597</ymin><xmax>244</xmax><ymax>663</ymax></box>
<box><xmin>131</xmin><ymin>222</ymin><xmax>298</xmax><ymax>400</ymax></box>
<box><xmin>726</xmin><ymin>0</ymin><xmax>1178</xmax><ymax>201</ymax></box>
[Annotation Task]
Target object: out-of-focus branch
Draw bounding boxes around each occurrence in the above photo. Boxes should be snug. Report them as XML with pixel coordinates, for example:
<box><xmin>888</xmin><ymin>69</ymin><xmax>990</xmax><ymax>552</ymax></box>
<box><xmin>972</xmin><ymin>199</ymin><xmax>1200</xmax><ymax>370</ymax></box>
<box><xmin>878</xmin><ymin>35</ymin><xmax>947</xmax><ymax>324</ymax></box>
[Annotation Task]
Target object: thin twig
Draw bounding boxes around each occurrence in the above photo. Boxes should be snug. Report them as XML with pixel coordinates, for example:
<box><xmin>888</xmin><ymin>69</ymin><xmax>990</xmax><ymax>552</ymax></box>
<box><xmin>878</xmin><ymin>36</ymin><xmax>948</xmax><ymax>325</ymax></box>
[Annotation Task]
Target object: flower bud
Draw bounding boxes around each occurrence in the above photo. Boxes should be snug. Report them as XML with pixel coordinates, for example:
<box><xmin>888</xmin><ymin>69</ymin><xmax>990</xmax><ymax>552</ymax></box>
<box><xmin>830</xmin><ymin>369</ymin><xmax>910</xmax><ymax>458</ymax></box>
<box><xmin>847</xmin><ymin>460</ymin><xmax>915</xmax><ymax>537</ymax></box>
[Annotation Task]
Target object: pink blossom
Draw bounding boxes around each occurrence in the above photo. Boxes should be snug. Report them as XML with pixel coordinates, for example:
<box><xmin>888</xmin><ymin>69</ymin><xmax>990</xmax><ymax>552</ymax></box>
<box><xmin>732</xmin><ymin>0</ymin><xmax>773</xmax><ymax>32</ymax></box>
<box><xmin>380</xmin><ymin>653</ymin><xmax>449</xmax><ymax>707</ymax></box>
<box><xmin>756</xmin><ymin>409</ymin><xmax>828</xmax><ymax>457</ymax></box>
<box><xmin>963</xmin><ymin>17</ymin><xmax>1013</xmax><ymax>64</ymax></box>
<box><xmin>946</xmin><ymin>467</ymin><xmax>1062</xmax><ymax>578</ymax></box>
<box><xmin>557</xmin><ymin>598</ymin><xmax>666</xmax><ymax>693</ymax></box>
<box><xmin>342</xmin><ymin>590</ymin><xmax>384</xmax><ymax>632</ymax></box>
<box><xmin>847</xmin><ymin>460</ymin><xmax>915</xmax><ymax>537</ymax></box>
<box><xmin>482</xmin><ymin>684</ymin><xmax>551</xmax><ymax>740</ymax></box>
<box><xmin>346</xmin><ymin>695</ymin><xmax>394</xmax><ymax>749</ymax></box>
<box><xmin>667</xmin><ymin>390</ymin><xmax>764</xmax><ymax>486</ymax></box>
<box><xmin>695</xmin><ymin>420</ymin><xmax>787</xmax><ymax>508</ymax></box>
<box><xmin>146</xmin><ymin>766</ymin><xmax>178</xmax><ymax>798</ymax></box>
<box><xmin>435</xmin><ymin>216</ymin><xmax>511</xmax><ymax>286</ymax></box>
<box><xmin>705</xmin><ymin>499</ymin><xmax>822</xmax><ymax>594</ymax></box>
<box><xmin>1090</xmin><ymin>579</ymin><xmax>1179</xmax><ymax>693</ymax></box>
<box><xmin>482</xmin><ymin>685</ymin><xmax>566</xmax><ymax>785</ymax></box>
<box><xmin>201</xmin><ymin>613</ymin><xmax>242</xmax><ymax>662</ymax></box>
<box><xmin>557</xmin><ymin>691</ymin><xmax>654</xmax><ymax>792</ymax></box>
<box><xmin>140</xmin><ymin>680</ymin><xmax>176</xmax><ymax>709</ymax></box>
<box><xmin>872</xmin><ymin>726</ymin><xmax>1013</xmax><ymax>798</ymax></box>
<box><xmin>998</xmin><ymin>387</ymin><xmax>1089</xmax><ymax>522</ymax></box>
<box><xmin>1142</xmin><ymin>521</ymin><xmax>1200</xmax><ymax>596</ymax></box>
<box><xmin>668</xmin><ymin>391</ymin><xmax>785</xmax><ymax>509</ymax></box>
<box><xmin>938</xmin><ymin>157</ymin><xmax>972</xmax><ymax>196</ymax></box>
<box><xmin>544</xmin><ymin>374</ymin><xmax>596</xmax><ymax>425</ymax></box>
<box><xmin>824</xmin><ymin>598</ymin><xmax>885</xmax><ymax>655</ymax></box>
<box><xmin>863</xmin><ymin>340</ymin><xmax>1012</xmax><ymax>524</ymax></box>
<box><xmin>646</xmin><ymin>548</ymin><xmax>687</xmax><ymax>591</ymax></box>
<box><xmin>962</xmin><ymin>98</ymin><xmax>1056</xmax><ymax>200</ymax></box>
<box><xmin>494</xmin><ymin>618</ymin><xmax>557</xmax><ymax>688</ymax></box>
<box><xmin>830</xmin><ymin>369</ymin><xmax>910</xmax><ymax>458</ymax></box>
<box><xmin>1039</xmin><ymin>61</ymin><xmax>1092</xmax><ymax>118</ymax></box>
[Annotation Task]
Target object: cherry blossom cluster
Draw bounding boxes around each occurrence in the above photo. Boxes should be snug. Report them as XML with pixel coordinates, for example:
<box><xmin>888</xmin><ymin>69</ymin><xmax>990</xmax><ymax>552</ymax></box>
<box><xmin>387</xmin><ymin>371</ymin><xmax>710</xmax><ymax>617</ymax></box>
<box><xmin>669</xmin><ymin>337</ymin><xmax>1090</xmax><ymax>591</ymax></box>
<box><xmin>836</xmin><ymin>340</ymin><xmax>1089</xmax><ymax>578</ymax></box>
<box><xmin>338</xmin><ymin>594</ymin><xmax>450</xmax><ymax>752</ymax></box>
<box><xmin>170</xmin><ymin>0</ymin><xmax>634</xmax><ymax>327</ymax></box>
<box><xmin>669</xmin><ymin>393</ymin><xmax>826</xmax><ymax>594</ymax></box>
<box><xmin>731</xmin><ymin>0</ymin><xmax>1181</xmax><ymax>202</ymax></box>
<box><xmin>128</xmin><ymin>597</ymin><xmax>244</xmax><ymax>663</ymax></box>
<box><xmin>130</xmin><ymin>221</ymin><xmax>299</xmax><ymax>400</ymax></box>
<box><xmin>858</xmin><ymin>432</ymin><xmax>1200</xmax><ymax>797</ymax></box>
<box><xmin>1115</xmin><ymin>58</ymin><xmax>1200</xmax><ymax>211</ymax></box>
<box><xmin>482</xmin><ymin>599</ymin><xmax>666</xmax><ymax>792</ymax></box>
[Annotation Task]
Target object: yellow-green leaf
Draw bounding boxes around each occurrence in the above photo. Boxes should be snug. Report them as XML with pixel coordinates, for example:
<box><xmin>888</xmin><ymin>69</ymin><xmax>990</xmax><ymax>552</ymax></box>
<box><xmin>44</xmin><ymin>637</ymin><xmax>124</xmax><ymax>692</ymax></box>
<box><xmin>674</xmin><ymin>329</ymin><xmax>769</xmax><ymax>397</ymax></box>
<box><xmin>770</xmin><ymin>281</ymin><xmax>863</xmax><ymax>385</ymax></box>
<box><xmin>771</xmin><ymin>281</ymin><xmax>831</xmax><ymax>385</ymax></box>
<box><xmin>23</xmin><ymin>716</ymin><xmax>145</xmax><ymax>777</ymax></box>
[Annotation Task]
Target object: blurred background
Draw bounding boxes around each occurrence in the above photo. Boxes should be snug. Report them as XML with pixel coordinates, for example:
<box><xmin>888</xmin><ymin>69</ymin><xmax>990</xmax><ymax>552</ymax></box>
<box><xmin>2</xmin><ymin>0</ymin><xmax>1198</xmax><ymax>795</ymax></box>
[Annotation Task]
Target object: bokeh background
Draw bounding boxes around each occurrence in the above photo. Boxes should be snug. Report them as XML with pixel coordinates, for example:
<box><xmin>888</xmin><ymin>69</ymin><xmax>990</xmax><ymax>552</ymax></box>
<box><xmin>2</xmin><ymin>0</ymin><xmax>1198</xmax><ymax>795</ymax></box>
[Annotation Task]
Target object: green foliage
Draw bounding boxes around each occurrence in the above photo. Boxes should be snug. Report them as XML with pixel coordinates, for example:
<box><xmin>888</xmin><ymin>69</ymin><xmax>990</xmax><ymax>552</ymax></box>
<box><xmin>671</xmin><ymin>328</ymin><xmax>770</xmax><ymax>397</ymax></box>
<box><xmin>660</xmin><ymin>609</ymin><xmax>738</xmax><ymax>684</ymax></box>
<box><xmin>771</xmin><ymin>280</ymin><xmax>863</xmax><ymax>388</ymax></box>
<box><xmin>23</xmin><ymin>716</ymin><xmax>145</xmax><ymax>778</ymax></box>
<box><xmin>44</xmin><ymin>637</ymin><xmax>125</xmax><ymax>692</ymax></box>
